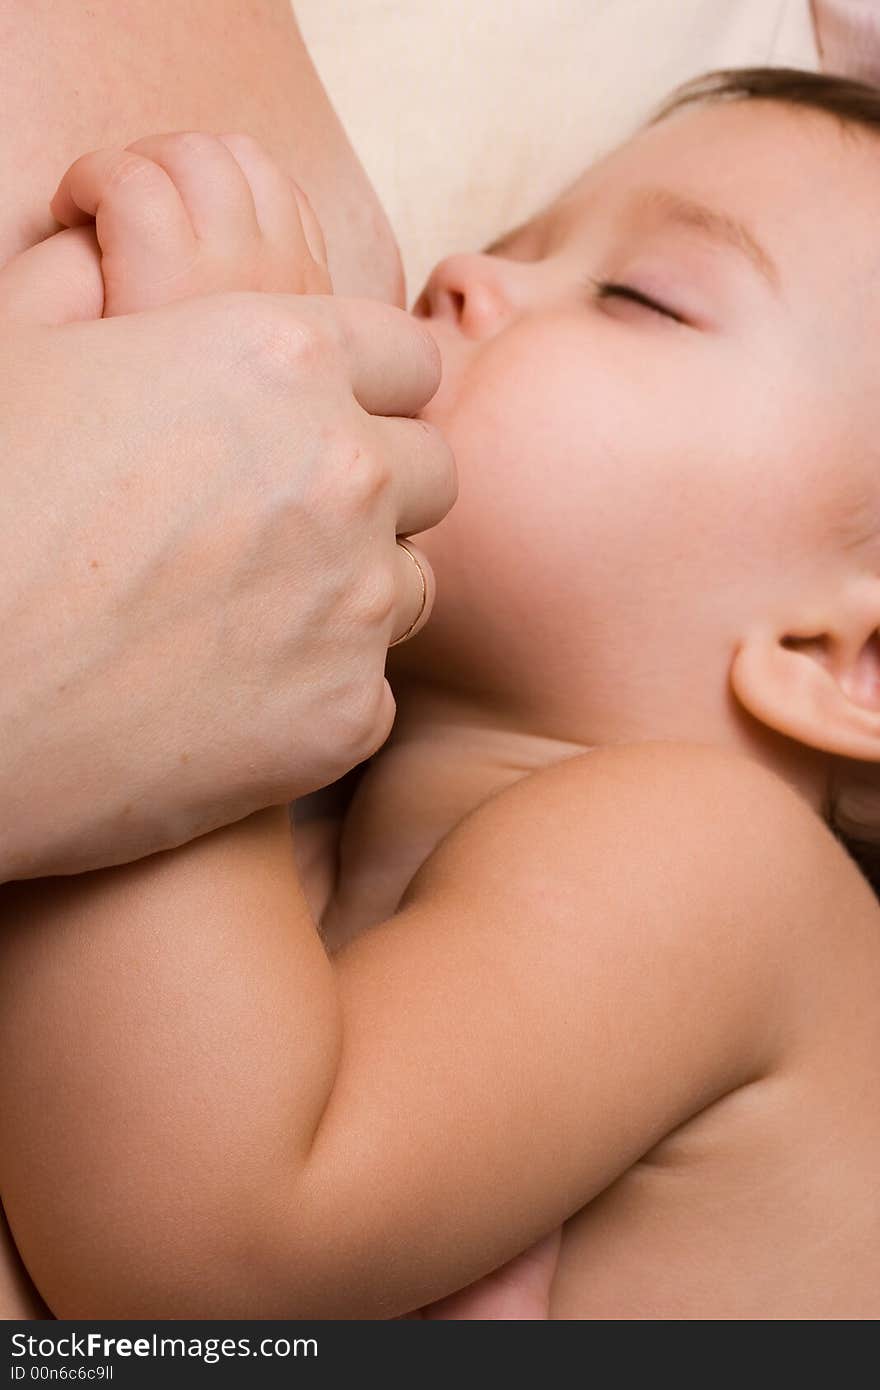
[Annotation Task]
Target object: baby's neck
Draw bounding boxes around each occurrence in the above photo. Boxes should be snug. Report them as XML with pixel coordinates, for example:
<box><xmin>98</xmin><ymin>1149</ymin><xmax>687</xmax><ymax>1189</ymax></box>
<box><xmin>321</xmin><ymin>682</ymin><xmax>590</xmax><ymax>946</ymax></box>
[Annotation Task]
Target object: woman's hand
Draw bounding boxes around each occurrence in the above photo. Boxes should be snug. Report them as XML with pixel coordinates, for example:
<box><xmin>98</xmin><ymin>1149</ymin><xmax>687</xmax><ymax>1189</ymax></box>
<box><xmin>0</xmin><ymin>136</ymin><xmax>455</xmax><ymax>879</ymax></box>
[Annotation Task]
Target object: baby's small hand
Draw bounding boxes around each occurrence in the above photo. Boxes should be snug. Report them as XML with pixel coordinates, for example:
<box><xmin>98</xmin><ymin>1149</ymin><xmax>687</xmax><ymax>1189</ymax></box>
<box><xmin>49</xmin><ymin>131</ymin><xmax>331</xmax><ymax>315</ymax></box>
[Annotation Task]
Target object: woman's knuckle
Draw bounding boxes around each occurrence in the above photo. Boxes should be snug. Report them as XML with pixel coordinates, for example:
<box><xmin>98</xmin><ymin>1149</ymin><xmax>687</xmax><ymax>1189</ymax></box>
<box><xmin>349</xmin><ymin>563</ymin><xmax>396</xmax><ymax>629</ymax></box>
<box><xmin>237</xmin><ymin>303</ymin><xmax>330</xmax><ymax>383</ymax></box>
<box><xmin>341</xmin><ymin>676</ymin><xmax>395</xmax><ymax>761</ymax></box>
<box><xmin>325</xmin><ymin>677</ymin><xmax>371</xmax><ymax>753</ymax></box>
<box><xmin>333</xmin><ymin>442</ymin><xmax>390</xmax><ymax>520</ymax></box>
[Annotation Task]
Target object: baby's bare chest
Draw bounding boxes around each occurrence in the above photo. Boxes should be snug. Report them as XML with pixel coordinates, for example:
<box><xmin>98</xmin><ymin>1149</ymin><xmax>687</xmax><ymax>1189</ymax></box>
<box><xmin>551</xmin><ymin>1061</ymin><xmax>880</xmax><ymax>1318</ymax></box>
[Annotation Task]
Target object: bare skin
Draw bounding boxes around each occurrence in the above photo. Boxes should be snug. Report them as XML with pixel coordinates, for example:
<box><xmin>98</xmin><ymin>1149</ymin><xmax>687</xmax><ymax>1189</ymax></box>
<box><xmin>4</xmin><ymin>101</ymin><xmax>880</xmax><ymax>1319</ymax></box>
<box><xmin>0</xmin><ymin>0</ymin><xmax>402</xmax><ymax>303</ymax></box>
<box><xmin>0</xmin><ymin>1206</ymin><xmax>49</xmax><ymax>1320</ymax></box>
<box><xmin>2</xmin><ymin>739</ymin><xmax>878</xmax><ymax>1318</ymax></box>
<box><xmin>299</xmin><ymin>712</ymin><xmax>880</xmax><ymax>1319</ymax></box>
<box><xmin>301</xmin><ymin>812</ymin><xmax>564</xmax><ymax>1320</ymax></box>
<box><xmin>0</xmin><ymin>129</ymin><xmax>527</xmax><ymax>1321</ymax></box>
<box><xmin>0</xmin><ymin>0</ymin><xmax>420</xmax><ymax>1317</ymax></box>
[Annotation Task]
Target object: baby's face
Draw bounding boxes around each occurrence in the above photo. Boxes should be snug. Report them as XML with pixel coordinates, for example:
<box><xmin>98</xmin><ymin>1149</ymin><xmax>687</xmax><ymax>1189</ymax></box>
<box><xmin>398</xmin><ymin>100</ymin><xmax>880</xmax><ymax>744</ymax></box>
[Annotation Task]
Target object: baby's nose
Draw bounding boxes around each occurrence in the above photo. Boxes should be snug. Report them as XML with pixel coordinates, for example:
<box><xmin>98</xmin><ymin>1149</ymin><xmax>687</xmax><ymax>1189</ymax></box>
<box><xmin>415</xmin><ymin>253</ymin><xmax>526</xmax><ymax>340</ymax></box>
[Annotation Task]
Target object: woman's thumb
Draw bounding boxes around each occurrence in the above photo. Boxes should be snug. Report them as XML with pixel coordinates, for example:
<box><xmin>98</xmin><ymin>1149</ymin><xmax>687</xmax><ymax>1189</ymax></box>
<box><xmin>0</xmin><ymin>226</ymin><xmax>104</xmax><ymax>325</ymax></box>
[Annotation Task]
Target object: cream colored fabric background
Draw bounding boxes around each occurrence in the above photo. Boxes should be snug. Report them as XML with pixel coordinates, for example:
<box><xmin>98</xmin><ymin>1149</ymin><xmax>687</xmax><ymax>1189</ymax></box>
<box><xmin>295</xmin><ymin>0</ymin><xmax>818</xmax><ymax>299</ymax></box>
<box><xmin>813</xmin><ymin>0</ymin><xmax>880</xmax><ymax>83</ymax></box>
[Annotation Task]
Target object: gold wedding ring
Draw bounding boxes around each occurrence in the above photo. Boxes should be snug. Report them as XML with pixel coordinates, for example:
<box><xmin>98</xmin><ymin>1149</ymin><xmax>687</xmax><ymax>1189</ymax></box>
<box><xmin>388</xmin><ymin>538</ymin><xmax>429</xmax><ymax>648</ymax></box>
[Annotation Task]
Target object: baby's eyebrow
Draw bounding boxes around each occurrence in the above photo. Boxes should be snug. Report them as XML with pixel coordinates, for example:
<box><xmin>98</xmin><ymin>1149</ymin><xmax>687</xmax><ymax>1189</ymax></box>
<box><xmin>483</xmin><ymin>187</ymin><xmax>781</xmax><ymax>297</ymax></box>
<box><xmin>625</xmin><ymin>185</ymin><xmax>781</xmax><ymax>294</ymax></box>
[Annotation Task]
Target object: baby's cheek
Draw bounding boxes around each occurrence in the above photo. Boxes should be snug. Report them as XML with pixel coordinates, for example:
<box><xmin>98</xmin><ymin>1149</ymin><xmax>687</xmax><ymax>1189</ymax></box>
<box><xmin>422</xmin><ymin>339</ymin><xmax>739</xmax><ymax>655</ymax></box>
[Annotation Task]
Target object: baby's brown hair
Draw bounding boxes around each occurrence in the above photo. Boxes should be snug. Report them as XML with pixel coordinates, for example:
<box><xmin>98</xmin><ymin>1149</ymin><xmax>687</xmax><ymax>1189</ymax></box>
<box><xmin>649</xmin><ymin>64</ymin><xmax>880</xmax><ymax>136</ymax></box>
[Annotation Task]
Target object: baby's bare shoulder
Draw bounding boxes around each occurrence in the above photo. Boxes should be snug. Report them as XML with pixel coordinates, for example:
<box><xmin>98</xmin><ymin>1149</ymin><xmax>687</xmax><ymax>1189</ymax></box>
<box><xmin>433</xmin><ymin>738</ymin><xmax>876</xmax><ymax>984</ymax></box>
<box><xmin>468</xmin><ymin>738</ymin><xmax>849</xmax><ymax>890</ymax></box>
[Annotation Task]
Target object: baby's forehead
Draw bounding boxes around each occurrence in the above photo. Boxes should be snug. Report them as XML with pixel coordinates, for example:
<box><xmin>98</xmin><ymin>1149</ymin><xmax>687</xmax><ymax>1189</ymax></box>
<box><xmin>537</xmin><ymin>100</ymin><xmax>880</xmax><ymax>294</ymax></box>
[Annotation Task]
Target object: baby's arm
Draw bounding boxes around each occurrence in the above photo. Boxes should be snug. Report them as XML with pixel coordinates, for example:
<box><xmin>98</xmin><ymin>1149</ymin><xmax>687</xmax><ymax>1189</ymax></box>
<box><xmin>0</xmin><ymin>743</ymin><xmax>832</xmax><ymax>1317</ymax></box>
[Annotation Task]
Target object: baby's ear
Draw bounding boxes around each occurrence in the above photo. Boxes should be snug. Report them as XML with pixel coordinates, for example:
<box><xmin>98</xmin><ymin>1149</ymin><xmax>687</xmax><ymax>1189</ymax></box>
<box><xmin>731</xmin><ymin>573</ymin><xmax>880</xmax><ymax>761</ymax></box>
<box><xmin>0</xmin><ymin>225</ymin><xmax>104</xmax><ymax>325</ymax></box>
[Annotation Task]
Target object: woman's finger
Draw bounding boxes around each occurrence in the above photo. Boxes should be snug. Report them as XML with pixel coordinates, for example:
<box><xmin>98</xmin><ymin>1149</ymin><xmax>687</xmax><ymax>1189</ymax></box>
<box><xmin>370</xmin><ymin>413</ymin><xmax>458</xmax><ymax>537</ymax></box>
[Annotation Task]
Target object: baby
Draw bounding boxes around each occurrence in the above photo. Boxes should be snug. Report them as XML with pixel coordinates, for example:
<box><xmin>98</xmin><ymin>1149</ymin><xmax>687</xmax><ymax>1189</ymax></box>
<box><xmin>1</xmin><ymin>67</ymin><xmax>879</xmax><ymax>1319</ymax></box>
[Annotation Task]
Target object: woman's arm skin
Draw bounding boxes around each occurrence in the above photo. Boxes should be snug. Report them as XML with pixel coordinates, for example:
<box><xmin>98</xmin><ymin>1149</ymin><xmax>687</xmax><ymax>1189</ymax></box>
<box><xmin>0</xmin><ymin>0</ymin><xmax>402</xmax><ymax>304</ymax></box>
<box><xmin>0</xmin><ymin>743</ymin><xmax>840</xmax><ymax>1318</ymax></box>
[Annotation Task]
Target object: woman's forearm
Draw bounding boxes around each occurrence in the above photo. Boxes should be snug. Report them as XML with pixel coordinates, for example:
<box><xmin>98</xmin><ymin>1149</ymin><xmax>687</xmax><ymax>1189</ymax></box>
<box><xmin>0</xmin><ymin>0</ymin><xmax>402</xmax><ymax>302</ymax></box>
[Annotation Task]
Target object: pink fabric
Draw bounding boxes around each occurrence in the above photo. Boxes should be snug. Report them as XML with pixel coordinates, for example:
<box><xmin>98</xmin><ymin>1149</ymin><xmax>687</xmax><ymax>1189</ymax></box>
<box><xmin>812</xmin><ymin>0</ymin><xmax>880</xmax><ymax>83</ymax></box>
